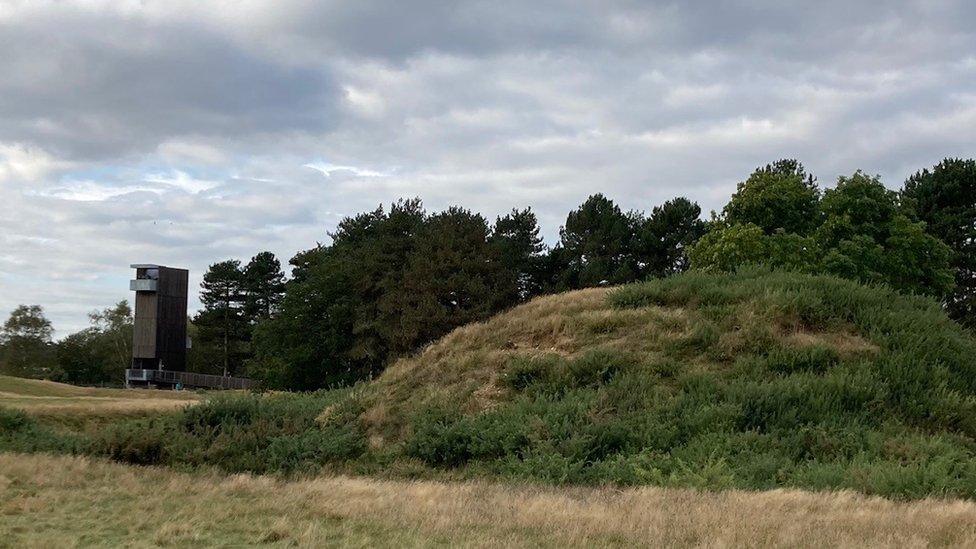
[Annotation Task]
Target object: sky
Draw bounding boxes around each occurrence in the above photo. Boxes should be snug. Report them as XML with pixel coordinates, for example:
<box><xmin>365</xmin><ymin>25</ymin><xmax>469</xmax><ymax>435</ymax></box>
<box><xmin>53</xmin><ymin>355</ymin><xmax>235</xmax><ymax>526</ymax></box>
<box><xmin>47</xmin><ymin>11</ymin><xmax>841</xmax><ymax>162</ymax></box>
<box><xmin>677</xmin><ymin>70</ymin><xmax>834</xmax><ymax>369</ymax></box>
<box><xmin>1</xmin><ymin>0</ymin><xmax>975</xmax><ymax>336</ymax></box>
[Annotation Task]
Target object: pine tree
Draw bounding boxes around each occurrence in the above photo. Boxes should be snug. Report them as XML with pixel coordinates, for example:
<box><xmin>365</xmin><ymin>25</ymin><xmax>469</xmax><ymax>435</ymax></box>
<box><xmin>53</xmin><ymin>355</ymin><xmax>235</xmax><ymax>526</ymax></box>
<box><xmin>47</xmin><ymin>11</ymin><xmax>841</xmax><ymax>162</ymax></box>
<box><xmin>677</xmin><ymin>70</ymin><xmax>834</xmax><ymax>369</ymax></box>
<box><xmin>196</xmin><ymin>260</ymin><xmax>246</xmax><ymax>376</ymax></box>
<box><xmin>383</xmin><ymin>207</ymin><xmax>509</xmax><ymax>354</ymax></box>
<box><xmin>559</xmin><ymin>194</ymin><xmax>639</xmax><ymax>288</ymax></box>
<box><xmin>637</xmin><ymin>197</ymin><xmax>707</xmax><ymax>277</ymax></box>
<box><xmin>490</xmin><ymin>208</ymin><xmax>546</xmax><ymax>301</ymax></box>
<box><xmin>243</xmin><ymin>251</ymin><xmax>286</xmax><ymax>321</ymax></box>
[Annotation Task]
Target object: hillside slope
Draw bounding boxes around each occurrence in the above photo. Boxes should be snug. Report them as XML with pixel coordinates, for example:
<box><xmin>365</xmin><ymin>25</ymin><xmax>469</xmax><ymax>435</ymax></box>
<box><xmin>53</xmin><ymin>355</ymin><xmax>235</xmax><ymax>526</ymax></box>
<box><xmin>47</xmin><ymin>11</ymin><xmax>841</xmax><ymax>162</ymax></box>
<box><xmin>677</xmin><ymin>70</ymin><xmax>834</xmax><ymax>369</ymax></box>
<box><xmin>353</xmin><ymin>268</ymin><xmax>976</xmax><ymax>497</ymax></box>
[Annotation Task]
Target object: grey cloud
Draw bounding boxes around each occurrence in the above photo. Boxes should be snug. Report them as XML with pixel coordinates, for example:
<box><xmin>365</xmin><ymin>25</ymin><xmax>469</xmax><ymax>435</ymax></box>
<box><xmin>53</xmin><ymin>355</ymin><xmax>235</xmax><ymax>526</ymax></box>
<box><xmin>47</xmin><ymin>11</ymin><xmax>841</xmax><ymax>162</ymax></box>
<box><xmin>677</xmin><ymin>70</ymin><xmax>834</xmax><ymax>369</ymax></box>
<box><xmin>1</xmin><ymin>0</ymin><xmax>976</xmax><ymax>334</ymax></box>
<box><xmin>0</xmin><ymin>10</ymin><xmax>339</xmax><ymax>161</ymax></box>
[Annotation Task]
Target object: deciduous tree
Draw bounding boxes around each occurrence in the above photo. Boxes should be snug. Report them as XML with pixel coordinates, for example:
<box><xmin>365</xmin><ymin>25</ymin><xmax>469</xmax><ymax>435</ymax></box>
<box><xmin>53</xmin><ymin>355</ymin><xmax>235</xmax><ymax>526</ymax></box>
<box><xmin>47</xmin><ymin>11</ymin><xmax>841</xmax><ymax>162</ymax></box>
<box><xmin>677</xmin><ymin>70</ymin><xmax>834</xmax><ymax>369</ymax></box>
<box><xmin>902</xmin><ymin>158</ymin><xmax>976</xmax><ymax>327</ymax></box>
<box><xmin>724</xmin><ymin>159</ymin><xmax>821</xmax><ymax>235</ymax></box>
<box><xmin>0</xmin><ymin>305</ymin><xmax>56</xmax><ymax>379</ymax></box>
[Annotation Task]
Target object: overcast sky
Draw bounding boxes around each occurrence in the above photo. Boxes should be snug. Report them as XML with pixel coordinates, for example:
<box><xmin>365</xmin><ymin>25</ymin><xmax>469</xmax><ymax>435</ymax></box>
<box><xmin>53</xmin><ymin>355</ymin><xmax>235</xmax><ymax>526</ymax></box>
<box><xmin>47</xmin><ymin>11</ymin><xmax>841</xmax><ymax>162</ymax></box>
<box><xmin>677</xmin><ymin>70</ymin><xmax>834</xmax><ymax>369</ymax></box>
<box><xmin>1</xmin><ymin>0</ymin><xmax>975</xmax><ymax>335</ymax></box>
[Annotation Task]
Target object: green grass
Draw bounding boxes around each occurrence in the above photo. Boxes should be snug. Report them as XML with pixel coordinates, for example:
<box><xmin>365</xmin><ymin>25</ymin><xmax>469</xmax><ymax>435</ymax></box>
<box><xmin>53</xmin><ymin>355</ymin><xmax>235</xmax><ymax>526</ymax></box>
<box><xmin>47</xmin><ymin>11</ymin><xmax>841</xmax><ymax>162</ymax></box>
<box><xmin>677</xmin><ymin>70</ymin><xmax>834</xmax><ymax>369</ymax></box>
<box><xmin>5</xmin><ymin>269</ymin><xmax>976</xmax><ymax>500</ymax></box>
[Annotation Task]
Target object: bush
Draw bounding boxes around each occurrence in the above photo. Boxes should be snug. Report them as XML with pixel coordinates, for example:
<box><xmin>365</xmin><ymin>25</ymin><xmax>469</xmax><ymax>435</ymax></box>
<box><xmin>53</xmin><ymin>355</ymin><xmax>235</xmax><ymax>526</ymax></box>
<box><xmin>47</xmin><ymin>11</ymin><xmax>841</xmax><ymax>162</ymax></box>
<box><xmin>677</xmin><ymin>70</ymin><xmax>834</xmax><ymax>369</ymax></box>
<box><xmin>95</xmin><ymin>419</ymin><xmax>171</xmax><ymax>465</ymax></box>
<box><xmin>0</xmin><ymin>408</ymin><xmax>31</xmax><ymax>433</ymax></box>
<box><xmin>88</xmin><ymin>389</ymin><xmax>368</xmax><ymax>475</ymax></box>
<box><xmin>406</xmin><ymin>407</ymin><xmax>476</xmax><ymax>466</ymax></box>
<box><xmin>0</xmin><ymin>408</ymin><xmax>82</xmax><ymax>454</ymax></box>
<box><xmin>266</xmin><ymin>425</ymin><xmax>366</xmax><ymax>473</ymax></box>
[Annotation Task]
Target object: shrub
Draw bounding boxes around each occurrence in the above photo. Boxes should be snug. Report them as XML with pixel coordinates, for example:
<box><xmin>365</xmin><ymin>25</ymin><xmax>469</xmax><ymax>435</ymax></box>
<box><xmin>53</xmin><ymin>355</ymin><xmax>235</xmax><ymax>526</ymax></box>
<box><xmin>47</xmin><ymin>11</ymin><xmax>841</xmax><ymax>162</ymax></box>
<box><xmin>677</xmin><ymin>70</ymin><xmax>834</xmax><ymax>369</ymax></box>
<box><xmin>764</xmin><ymin>346</ymin><xmax>840</xmax><ymax>375</ymax></box>
<box><xmin>95</xmin><ymin>419</ymin><xmax>171</xmax><ymax>465</ymax></box>
<box><xmin>406</xmin><ymin>407</ymin><xmax>475</xmax><ymax>466</ymax></box>
<box><xmin>0</xmin><ymin>408</ymin><xmax>82</xmax><ymax>454</ymax></box>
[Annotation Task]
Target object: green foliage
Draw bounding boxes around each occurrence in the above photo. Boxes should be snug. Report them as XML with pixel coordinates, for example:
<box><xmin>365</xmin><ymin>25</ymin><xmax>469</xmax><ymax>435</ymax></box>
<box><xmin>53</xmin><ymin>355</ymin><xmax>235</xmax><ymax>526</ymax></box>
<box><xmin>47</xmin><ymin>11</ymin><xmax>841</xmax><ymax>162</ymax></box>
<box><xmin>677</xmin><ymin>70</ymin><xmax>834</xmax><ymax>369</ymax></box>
<box><xmin>194</xmin><ymin>259</ymin><xmax>250</xmax><ymax>376</ymax></box>
<box><xmin>902</xmin><ymin>158</ymin><xmax>976</xmax><ymax>328</ymax></box>
<box><xmin>724</xmin><ymin>159</ymin><xmax>821</xmax><ymax>235</ymax></box>
<box><xmin>253</xmin><ymin>200</ymin><xmax>548</xmax><ymax>389</ymax></box>
<box><xmin>55</xmin><ymin>300</ymin><xmax>132</xmax><ymax>385</ymax></box>
<box><xmin>194</xmin><ymin>253</ymin><xmax>287</xmax><ymax>377</ymax></box>
<box><xmin>249</xmin><ymin>192</ymin><xmax>711</xmax><ymax>389</ymax></box>
<box><xmin>688</xmin><ymin>223</ymin><xmax>769</xmax><ymax>271</ymax></box>
<box><xmin>243</xmin><ymin>251</ymin><xmax>287</xmax><ymax>320</ymax></box>
<box><xmin>0</xmin><ymin>408</ymin><xmax>83</xmax><ymax>454</ymax></box>
<box><xmin>558</xmin><ymin>194</ymin><xmax>639</xmax><ymax>288</ymax></box>
<box><xmin>490</xmin><ymin>208</ymin><xmax>547</xmax><ymax>300</ymax></box>
<box><xmin>382</xmin><ymin>207</ymin><xmax>513</xmax><ymax>356</ymax></box>
<box><xmin>501</xmin><ymin>350</ymin><xmax>629</xmax><ymax>394</ymax></box>
<box><xmin>8</xmin><ymin>270</ymin><xmax>976</xmax><ymax>499</ymax></box>
<box><xmin>57</xmin><ymin>329</ymin><xmax>109</xmax><ymax>385</ymax></box>
<box><xmin>394</xmin><ymin>270</ymin><xmax>976</xmax><ymax>498</ymax></box>
<box><xmin>86</xmin><ymin>390</ymin><xmax>366</xmax><ymax>474</ymax></box>
<box><xmin>554</xmin><ymin>194</ymin><xmax>708</xmax><ymax>290</ymax></box>
<box><xmin>693</xmin><ymin>165</ymin><xmax>954</xmax><ymax>299</ymax></box>
<box><xmin>816</xmin><ymin>172</ymin><xmax>953</xmax><ymax>298</ymax></box>
<box><xmin>0</xmin><ymin>305</ymin><xmax>57</xmax><ymax>379</ymax></box>
<box><xmin>97</xmin><ymin>418</ymin><xmax>170</xmax><ymax>465</ymax></box>
<box><xmin>637</xmin><ymin>197</ymin><xmax>708</xmax><ymax>277</ymax></box>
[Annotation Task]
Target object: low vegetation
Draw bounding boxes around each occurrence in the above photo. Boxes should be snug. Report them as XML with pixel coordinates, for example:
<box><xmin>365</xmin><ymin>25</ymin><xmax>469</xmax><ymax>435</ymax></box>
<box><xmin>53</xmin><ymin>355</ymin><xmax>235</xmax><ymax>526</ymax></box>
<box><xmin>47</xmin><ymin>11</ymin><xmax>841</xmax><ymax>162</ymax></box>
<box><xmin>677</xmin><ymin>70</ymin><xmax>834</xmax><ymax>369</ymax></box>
<box><xmin>355</xmin><ymin>268</ymin><xmax>976</xmax><ymax>498</ymax></box>
<box><xmin>5</xmin><ymin>269</ymin><xmax>976</xmax><ymax>502</ymax></box>
<box><xmin>4</xmin><ymin>452</ymin><xmax>976</xmax><ymax>547</ymax></box>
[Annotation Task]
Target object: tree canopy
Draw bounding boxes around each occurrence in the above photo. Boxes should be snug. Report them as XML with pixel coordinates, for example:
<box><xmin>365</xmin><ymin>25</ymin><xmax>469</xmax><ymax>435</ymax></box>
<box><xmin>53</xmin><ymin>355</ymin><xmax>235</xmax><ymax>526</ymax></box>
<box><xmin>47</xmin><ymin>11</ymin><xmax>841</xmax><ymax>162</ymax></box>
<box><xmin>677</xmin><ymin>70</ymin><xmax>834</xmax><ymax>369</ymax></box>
<box><xmin>14</xmin><ymin>155</ymin><xmax>973</xmax><ymax>393</ymax></box>
<box><xmin>0</xmin><ymin>305</ymin><xmax>56</xmax><ymax>379</ymax></box>
<box><xmin>902</xmin><ymin>158</ymin><xmax>976</xmax><ymax>327</ymax></box>
<box><xmin>692</xmin><ymin>164</ymin><xmax>954</xmax><ymax>299</ymax></box>
<box><xmin>57</xmin><ymin>301</ymin><xmax>132</xmax><ymax>385</ymax></box>
<box><xmin>558</xmin><ymin>194</ymin><xmax>638</xmax><ymax>288</ymax></box>
<box><xmin>723</xmin><ymin>159</ymin><xmax>821</xmax><ymax>235</ymax></box>
<box><xmin>193</xmin><ymin>253</ymin><xmax>286</xmax><ymax>376</ymax></box>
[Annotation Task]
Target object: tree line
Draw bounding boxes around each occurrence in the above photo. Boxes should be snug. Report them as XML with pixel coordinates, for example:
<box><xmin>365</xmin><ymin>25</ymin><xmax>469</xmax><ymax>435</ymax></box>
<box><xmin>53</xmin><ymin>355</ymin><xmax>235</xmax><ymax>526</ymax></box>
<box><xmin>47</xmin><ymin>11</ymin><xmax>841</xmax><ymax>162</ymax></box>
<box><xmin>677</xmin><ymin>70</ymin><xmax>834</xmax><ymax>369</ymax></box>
<box><xmin>2</xmin><ymin>157</ymin><xmax>973</xmax><ymax>388</ymax></box>
<box><xmin>0</xmin><ymin>302</ymin><xmax>131</xmax><ymax>384</ymax></box>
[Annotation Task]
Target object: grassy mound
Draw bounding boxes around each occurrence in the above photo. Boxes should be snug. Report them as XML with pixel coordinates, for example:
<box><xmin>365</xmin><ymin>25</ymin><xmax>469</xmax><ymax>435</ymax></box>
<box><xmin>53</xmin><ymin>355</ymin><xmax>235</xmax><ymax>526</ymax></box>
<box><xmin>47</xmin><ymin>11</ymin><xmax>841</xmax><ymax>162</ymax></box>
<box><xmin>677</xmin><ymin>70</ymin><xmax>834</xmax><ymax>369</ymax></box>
<box><xmin>356</xmin><ymin>268</ymin><xmax>976</xmax><ymax>497</ymax></box>
<box><xmin>8</xmin><ymin>269</ymin><xmax>976</xmax><ymax>499</ymax></box>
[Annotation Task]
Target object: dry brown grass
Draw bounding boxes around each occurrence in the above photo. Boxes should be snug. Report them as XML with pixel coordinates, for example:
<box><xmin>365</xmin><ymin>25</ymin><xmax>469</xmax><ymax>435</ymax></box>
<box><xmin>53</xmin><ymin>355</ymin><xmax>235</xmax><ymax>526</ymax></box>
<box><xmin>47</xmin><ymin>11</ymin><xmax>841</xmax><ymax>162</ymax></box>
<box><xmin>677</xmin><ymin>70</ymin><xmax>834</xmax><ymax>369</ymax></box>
<box><xmin>2</xmin><ymin>452</ymin><xmax>975</xmax><ymax>547</ymax></box>
<box><xmin>0</xmin><ymin>394</ymin><xmax>197</xmax><ymax>415</ymax></box>
<box><xmin>359</xmin><ymin>285</ymin><xmax>879</xmax><ymax>440</ymax></box>
<box><xmin>0</xmin><ymin>375</ymin><xmax>197</xmax><ymax>400</ymax></box>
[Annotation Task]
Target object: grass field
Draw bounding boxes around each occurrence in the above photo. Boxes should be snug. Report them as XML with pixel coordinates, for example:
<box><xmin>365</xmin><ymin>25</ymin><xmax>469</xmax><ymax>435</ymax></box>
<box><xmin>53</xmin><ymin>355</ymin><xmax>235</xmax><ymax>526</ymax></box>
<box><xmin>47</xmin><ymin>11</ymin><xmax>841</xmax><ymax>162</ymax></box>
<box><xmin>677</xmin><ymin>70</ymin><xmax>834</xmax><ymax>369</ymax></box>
<box><xmin>0</xmin><ymin>375</ymin><xmax>198</xmax><ymax>427</ymax></box>
<box><xmin>3</xmin><ymin>452</ymin><xmax>976</xmax><ymax>547</ymax></box>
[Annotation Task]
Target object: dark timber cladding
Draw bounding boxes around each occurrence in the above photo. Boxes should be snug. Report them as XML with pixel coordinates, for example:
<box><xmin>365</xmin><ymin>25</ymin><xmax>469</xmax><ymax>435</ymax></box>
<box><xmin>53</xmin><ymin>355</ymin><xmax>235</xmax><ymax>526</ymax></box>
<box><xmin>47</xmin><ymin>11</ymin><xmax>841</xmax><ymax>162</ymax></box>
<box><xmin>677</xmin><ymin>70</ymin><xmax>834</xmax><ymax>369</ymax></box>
<box><xmin>130</xmin><ymin>264</ymin><xmax>188</xmax><ymax>371</ymax></box>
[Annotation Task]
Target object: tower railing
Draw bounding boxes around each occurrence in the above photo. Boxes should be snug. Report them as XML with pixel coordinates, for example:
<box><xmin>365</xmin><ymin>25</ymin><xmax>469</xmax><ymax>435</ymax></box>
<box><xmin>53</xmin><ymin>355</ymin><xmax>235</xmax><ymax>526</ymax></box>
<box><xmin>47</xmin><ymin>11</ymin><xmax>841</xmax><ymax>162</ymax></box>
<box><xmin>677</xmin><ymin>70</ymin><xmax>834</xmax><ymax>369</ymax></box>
<box><xmin>125</xmin><ymin>369</ymin><xmax>255</xmax><ymax>390</ymax></box>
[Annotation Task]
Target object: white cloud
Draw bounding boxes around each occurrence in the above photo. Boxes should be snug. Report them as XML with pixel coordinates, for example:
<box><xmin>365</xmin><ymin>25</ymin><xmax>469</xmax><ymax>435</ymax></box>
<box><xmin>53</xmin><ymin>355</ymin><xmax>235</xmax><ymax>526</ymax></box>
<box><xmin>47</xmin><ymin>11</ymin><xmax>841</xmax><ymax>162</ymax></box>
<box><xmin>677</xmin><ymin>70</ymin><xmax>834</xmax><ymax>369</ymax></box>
<box><xmin>144</xmin><ymin>170</ymin><xmax>222</xmax><ymax>194</ymax></box>
<box><xmin>304</xmin><ymin>162</ymin><xmax>391</xmax><ymax>178</ymax></box>
<box><xmin>2</xmin><ymin>0</ymin><xmax>975</xmax><ymax>334</ymax></box>
<box><xmin>0</xmin><ymin>143</ymin><xmax>70</xmax><ymax>183</ymax></box>
<box><xmin>34</xmin><ymin>180</ymin><xmax>159</xmax><ymax>202</ymax></box>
